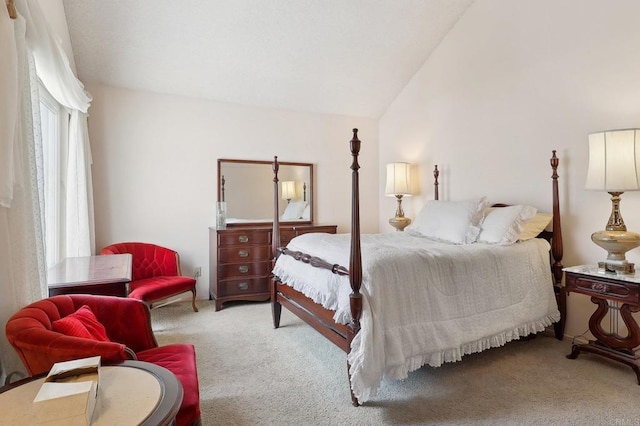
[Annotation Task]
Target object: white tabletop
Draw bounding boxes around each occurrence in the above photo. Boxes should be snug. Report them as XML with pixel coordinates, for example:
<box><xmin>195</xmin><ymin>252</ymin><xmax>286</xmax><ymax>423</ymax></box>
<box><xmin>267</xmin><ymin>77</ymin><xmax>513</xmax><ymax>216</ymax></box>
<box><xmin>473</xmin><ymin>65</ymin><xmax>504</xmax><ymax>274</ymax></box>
<box><xmin>0</xmin><ymin>365</ymin><xmax>161</xmax><ymax>425</ymax></box>
<box><xmin>564</xmin><ymin>264</ymin><xmax>640</xmax><ymax>284</ymax></box>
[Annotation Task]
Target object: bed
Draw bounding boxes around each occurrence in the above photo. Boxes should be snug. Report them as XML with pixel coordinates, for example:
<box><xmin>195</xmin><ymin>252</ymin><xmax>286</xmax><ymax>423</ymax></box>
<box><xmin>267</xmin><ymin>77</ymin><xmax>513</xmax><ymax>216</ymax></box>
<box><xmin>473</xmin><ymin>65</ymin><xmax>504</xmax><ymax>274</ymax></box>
<box><xmin>269</xmin><ymin>129</ymin><xmax>566</xmax><ymax>405</ymax></box>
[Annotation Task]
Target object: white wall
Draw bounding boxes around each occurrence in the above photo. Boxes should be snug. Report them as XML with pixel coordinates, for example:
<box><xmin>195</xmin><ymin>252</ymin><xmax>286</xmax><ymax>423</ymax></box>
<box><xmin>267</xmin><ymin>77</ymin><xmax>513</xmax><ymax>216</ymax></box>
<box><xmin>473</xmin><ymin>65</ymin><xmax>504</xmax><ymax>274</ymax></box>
<box><xmin>87</xmin><ymin>83</ymin><xmax>378</xmax><ymax>300</ymax></box>
<box><xmin>379</xmin><ymin>0</ymin><xmax>640</xmax><ymax>337</ymax></box>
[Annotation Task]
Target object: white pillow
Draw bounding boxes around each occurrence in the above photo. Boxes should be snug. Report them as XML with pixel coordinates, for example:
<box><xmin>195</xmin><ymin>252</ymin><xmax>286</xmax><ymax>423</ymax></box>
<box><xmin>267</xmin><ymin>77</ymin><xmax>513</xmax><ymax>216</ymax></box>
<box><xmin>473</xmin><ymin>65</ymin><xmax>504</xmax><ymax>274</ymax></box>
<box><xmin>406</xmin><ymin>197</ymin><xmax>488</xmax><ymax>244</ymax></box>
<box><xmin>281</xmin><ymin>201</ymin><xmax>307</xmax><ymax>220</ymax></box>
<box><xmin>301</xmin><ymin>203</ymin><xmax>311</xmax><ymax>220</ymax></box>
<box><xmin>477</xmin><ymin>205</ymin><xmax>537</xmax><ymax>245</ymax></box>
<box><xmin>518</xmin><ymin>213</ymin><xmax>553</xmax><ymax>241</ymax></box>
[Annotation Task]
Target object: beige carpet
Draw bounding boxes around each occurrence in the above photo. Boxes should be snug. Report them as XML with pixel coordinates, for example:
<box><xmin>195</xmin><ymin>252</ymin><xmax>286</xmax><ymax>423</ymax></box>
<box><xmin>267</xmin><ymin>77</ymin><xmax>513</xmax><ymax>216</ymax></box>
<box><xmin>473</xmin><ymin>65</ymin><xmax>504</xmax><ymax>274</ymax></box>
<box><xmin>151</xmin><ymin>300</ymin><xmax>639</xmax><ymax>425</ymax></box>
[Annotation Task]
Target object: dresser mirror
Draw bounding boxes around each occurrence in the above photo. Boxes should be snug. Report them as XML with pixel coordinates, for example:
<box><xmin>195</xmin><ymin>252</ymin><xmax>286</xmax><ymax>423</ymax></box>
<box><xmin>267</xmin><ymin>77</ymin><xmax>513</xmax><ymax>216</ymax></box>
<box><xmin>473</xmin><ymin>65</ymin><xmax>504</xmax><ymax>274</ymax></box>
<box><xmin>217</xmin><ymin>159</ymin><xmax>314</xmax><ymax>226</ymax></box>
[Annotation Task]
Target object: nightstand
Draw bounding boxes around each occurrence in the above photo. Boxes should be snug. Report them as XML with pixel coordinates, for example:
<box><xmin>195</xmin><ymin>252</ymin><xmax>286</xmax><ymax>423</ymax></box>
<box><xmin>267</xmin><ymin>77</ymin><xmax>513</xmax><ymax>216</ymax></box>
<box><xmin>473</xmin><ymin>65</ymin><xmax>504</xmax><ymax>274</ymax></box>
<box><xmin>564</xmin><ymin>265</ymin><xmax>640</xmax><ymax>384</ymax></box>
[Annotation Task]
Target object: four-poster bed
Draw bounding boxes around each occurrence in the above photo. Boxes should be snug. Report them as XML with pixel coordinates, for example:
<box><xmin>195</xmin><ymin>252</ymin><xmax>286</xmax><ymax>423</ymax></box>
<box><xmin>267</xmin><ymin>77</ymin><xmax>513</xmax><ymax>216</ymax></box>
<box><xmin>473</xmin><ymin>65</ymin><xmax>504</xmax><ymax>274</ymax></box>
<box><xmin>270</xmin><ymin>129</ymin><xmax>566</xmax><ymax>405</ymax></box>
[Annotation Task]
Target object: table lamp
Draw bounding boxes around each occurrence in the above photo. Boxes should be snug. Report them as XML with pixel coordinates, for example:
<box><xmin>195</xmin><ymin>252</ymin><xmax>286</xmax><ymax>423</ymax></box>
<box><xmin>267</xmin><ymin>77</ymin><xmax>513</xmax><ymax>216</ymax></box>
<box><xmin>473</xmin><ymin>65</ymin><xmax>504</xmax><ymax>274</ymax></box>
<box><xmin>586</xmin><ymin>128</ymin><xmax>640</xmax><ymax>274</ymax></box>
<box><xmin>385</xmin><ymin>162</ymin><xmax>413</xmax><ymax>231</ymax></box>
<box><xmin>281</xmin><ymin>181</ymin><xmax>296</xmax><ymax>204</ymax></box>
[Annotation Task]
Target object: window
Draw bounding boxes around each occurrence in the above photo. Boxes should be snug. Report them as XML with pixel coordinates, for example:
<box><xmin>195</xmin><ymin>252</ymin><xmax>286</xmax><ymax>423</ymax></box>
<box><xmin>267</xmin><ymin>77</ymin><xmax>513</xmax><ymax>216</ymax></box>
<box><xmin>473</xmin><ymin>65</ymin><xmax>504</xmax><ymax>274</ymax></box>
<box><xmin>38</xmin><ymin>84</ymin><xmax>69</xmax><ymax>268</ymax></box>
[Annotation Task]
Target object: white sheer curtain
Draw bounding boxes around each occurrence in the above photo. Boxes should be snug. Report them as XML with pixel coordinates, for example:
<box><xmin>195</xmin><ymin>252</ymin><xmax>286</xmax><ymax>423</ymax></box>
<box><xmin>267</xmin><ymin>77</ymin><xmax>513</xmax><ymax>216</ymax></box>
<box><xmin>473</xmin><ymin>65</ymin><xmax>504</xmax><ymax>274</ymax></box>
<box><xmin>0</xmin><ymin>0</ymin><xmax>95</xmax><ymax>384</ymax></box>
<box><xmin>0</xmin><ymin>3</ymin><xmax>18</xmax><ymax>208</ymax></box>
<box><xmin>66</xmin><ymin>109</ymin><xmax>95</xmax><ymax>256</ymax></box>
<box><xmin>17</xmin><ymin>0</ymin><xmax>95</xmax><ymax>258</ymax></box>
<box><xmin>0</xmin><ymin>8</ymin><xmax>47</xmax><ymax>384</ymax></box>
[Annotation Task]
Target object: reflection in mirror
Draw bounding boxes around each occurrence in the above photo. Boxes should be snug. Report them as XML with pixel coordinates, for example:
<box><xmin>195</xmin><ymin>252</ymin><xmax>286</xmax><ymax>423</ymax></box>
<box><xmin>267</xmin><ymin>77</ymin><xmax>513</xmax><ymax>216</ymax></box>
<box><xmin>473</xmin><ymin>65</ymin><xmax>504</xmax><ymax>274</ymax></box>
<box><xmin>217</xmin><ymin>159</ymin><xmax>313</xmax><ymax>226</ymax></box>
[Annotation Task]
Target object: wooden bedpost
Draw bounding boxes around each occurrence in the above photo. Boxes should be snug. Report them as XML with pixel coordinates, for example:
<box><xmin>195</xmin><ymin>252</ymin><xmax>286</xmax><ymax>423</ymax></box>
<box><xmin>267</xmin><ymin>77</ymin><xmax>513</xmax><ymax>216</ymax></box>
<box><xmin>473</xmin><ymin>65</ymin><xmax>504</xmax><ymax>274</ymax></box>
<box><xmin>271</xmin><ymin>156</ymin><xmax>282</xmax><ymax>329</ymax></box>
<box><xmin>348</xmin><ymin>128</ymin><xmax>363</xmax><ymax>406</ymax></box>
<box><xmin>434</xmin><ymin>165</ymin><xmax>439</xmax><ymax>201</ymax></box>
<box><xmin>550</xmin><ymin>150</ymin><xmax>566</xmax><ymax>340</ymax></box>
<box><xmin>348</xmin><ymin>130</ymin><xmax>363</xmax><ymax>331</ymax></box>
<box><xmin>221</xmin><ymin>175</ymin><xmax>226</xmax><ymax>202</ymax></box>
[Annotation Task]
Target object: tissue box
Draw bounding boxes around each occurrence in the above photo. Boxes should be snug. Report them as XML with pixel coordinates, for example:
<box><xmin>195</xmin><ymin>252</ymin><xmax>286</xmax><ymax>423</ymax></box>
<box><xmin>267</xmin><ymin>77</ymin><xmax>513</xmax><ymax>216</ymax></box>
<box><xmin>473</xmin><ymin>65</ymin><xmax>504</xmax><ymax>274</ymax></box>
<box><xmin>33</xmin><ymin>356</ymin><xmax>101</xmax><ymax>425</ymax></box>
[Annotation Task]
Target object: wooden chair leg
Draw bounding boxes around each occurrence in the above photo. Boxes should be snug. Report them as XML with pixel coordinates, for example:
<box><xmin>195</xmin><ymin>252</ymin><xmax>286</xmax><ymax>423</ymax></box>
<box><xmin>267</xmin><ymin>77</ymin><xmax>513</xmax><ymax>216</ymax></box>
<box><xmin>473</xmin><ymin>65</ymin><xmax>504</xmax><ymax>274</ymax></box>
<box><xmin>191</xmin><ymin>288</ymin><xmax>199</xmax><ymax>312</ymax></box>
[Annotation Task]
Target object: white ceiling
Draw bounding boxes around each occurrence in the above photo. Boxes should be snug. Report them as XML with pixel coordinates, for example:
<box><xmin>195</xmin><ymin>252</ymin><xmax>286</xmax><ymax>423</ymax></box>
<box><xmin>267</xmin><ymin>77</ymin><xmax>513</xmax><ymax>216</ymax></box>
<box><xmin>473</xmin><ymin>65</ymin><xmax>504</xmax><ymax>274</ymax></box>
<box><xmin>62</xmin><ymin>0</ymin><xmax>474</xmax><ymax>119</ymax></box>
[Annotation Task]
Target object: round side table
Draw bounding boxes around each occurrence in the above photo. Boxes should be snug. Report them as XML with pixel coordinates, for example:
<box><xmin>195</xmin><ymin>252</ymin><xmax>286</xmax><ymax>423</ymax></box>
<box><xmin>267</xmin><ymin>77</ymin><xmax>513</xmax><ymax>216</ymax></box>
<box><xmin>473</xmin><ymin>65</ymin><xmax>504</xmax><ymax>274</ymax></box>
<box><xmin>0</xmin><ymin>360</ymin><xmax>183</xmax><ymax>426</ymax></box>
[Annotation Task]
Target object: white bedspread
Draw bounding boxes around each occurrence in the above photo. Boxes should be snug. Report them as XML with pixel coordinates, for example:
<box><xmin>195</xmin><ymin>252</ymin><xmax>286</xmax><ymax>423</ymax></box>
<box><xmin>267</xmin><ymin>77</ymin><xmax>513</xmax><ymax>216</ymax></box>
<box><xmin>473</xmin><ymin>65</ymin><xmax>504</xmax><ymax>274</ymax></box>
<box><xmin>272</xmin><ymin>232</ymin><xmax>560</xmax><ymax>402</ymax></box>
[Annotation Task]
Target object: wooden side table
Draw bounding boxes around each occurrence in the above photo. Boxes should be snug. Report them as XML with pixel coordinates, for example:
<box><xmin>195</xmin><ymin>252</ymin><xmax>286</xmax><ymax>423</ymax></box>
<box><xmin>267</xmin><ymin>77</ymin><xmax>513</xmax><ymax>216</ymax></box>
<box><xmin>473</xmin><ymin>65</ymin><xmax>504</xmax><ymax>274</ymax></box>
<box><xmin>564</xmin><ymin>265</ymin><xmax>640</xmax><ymax>384</ymax></box>
<box><xmin>0</xmin><ymin>361</ymin><xmax>182</xmax><ymax>425</ymax></box>
<box><xmin>47</xmin><ymin>254</ymin><xmax>132</xmax><ymax>297</ymax></box>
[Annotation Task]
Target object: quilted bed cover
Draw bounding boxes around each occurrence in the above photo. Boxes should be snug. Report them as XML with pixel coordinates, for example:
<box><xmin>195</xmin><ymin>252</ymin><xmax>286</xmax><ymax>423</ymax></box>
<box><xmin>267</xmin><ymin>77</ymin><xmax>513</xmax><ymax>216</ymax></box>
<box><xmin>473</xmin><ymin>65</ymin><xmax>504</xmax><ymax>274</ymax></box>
<box><xmin>272</xmin><ymin>232</ymin><xmax>560</xmax><ymax>402</ymax></box>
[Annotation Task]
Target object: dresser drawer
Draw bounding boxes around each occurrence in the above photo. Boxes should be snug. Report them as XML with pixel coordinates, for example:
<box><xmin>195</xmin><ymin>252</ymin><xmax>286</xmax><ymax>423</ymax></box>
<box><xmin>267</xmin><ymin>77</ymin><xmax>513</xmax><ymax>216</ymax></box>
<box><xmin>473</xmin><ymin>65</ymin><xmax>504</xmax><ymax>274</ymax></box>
<box><xmin>280</xmin><ymin>230</ymin><xmax>296</xmax><ymax>246</ymax></box>
<box><xmin>218</xmin><ymin>261</ymin><xmax>271</xmax><ymax>279</ymax></box>
<box><xmin>566</xmin><ymin>273</ymin><xmax>640</xmax><ymax>305</ymax></box>
<box><xmin>278</xmin><ymin>226</ymin><xmax>337</xmax><ymax>246</ymax></box>
<box><xmin>218</xmin><ymin>245</ymin><xmax>270</xmax><ymax>263</ymax></box>
<box><xmin>295</xmin><ymin>225</ymin><xmax>337</xmax><ymax>235</ymax></box>
<box><xmin>218</xmin><ymin>277</ymin><xmax>269</xmax><ymax>297</ymax></box>
<box><xmin>218</xmin><ymin>231</ymin><xmax>270</xmax><ymax>246</ymax></box>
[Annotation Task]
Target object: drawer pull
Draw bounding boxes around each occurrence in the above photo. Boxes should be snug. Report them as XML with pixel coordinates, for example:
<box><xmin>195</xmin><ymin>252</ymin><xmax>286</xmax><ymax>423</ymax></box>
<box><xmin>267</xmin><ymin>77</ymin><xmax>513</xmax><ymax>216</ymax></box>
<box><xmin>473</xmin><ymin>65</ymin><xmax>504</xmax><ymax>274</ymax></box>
<box><xmin>238</xmin><ymin>282</ymin><xmax>249</xmax><ymax>291</ymax></box>
<box><xmin>591</xmin><ymin>282</ymin><xmax>609</xmax><ymax>293</ymax></box>
<box><xmin>238</xmin><ymin>265</ymin><xmax>249</xmax><ymax>274</ymax></box>
<box><xmin>238</xmin><ymin>235</ymin><xmax>249</xmax><ymax>243</ymax></box>
<box><xmin>238</xmin><ymin>249</ymin><xmax>249</xmax><ymax>257</ymax></box>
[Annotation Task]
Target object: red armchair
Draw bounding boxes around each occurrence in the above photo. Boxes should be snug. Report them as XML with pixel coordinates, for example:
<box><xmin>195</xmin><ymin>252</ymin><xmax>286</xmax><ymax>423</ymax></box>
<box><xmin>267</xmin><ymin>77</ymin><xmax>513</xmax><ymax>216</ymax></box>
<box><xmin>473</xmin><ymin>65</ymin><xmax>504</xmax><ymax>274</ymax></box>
<box><xmin>5</xmin><ymin>294</ymin><xmax>201</xmax><ymax>426</ymax></box>
<box><xmin>100</xmin><ymin>242</ymin><xmax>198</xmax><ymax>312</ymax></box>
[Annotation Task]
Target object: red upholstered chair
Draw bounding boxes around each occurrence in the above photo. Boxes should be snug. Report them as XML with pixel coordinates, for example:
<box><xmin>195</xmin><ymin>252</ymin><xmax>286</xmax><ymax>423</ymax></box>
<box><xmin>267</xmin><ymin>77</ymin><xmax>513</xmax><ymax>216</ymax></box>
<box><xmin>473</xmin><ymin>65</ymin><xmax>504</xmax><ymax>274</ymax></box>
<box><xmin>100</xmin><ymin>242</ymin><xmax>198</xmax><ymax>312</ymax></box>
<box><xmin>5</xmin><ymin>294</ymin><xmax>201</xmax><ymax>426</ymax></box>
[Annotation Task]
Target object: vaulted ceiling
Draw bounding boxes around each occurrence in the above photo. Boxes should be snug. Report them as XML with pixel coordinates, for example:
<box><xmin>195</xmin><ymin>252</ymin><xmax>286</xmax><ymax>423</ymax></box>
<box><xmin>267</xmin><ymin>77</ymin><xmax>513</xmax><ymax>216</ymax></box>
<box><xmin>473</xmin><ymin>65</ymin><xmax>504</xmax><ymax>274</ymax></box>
<box><xmin>62</xmin><ymin>0</ymin><xmax>474</xmax><ymax>119</ymax></box>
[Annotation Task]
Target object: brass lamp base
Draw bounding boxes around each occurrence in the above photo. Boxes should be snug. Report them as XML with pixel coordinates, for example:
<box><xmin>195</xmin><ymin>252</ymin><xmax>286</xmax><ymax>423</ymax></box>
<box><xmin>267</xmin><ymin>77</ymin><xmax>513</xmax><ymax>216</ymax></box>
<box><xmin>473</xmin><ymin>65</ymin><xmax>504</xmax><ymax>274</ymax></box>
<box><xmin>597</xmin><ymin>260</ymin><xmax>635</xmax><ymax>275</ymax></box>
<box><xmin>389</xmin><ymin>194</ymin><xmax>411</xmax><ymax>232</ymax></box>
<box><xmin>592</xmin><ymin>230</ymin><xmax>640</xmax><ymax>275</ymax></box>
<box><xmin>389</xmin><ymin>216</ymin><xmax>411</xmax><ymax>232</ymax></box>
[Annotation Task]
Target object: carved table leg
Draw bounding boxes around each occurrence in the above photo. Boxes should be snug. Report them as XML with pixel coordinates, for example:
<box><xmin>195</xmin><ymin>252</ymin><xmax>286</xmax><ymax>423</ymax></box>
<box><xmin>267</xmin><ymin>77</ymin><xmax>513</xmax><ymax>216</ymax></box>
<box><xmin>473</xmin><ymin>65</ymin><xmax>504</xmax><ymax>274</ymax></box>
<box><xmin>567</xmin><ymin>296</ymin><xmax>640</xmax><ymax>384</ymax></box>
<box><xmin>566</xmin><ymin>344</ymin><xmax>582</xmax><ymax>359</ymax></box>
<box><xmin>632</xmin><ymin>364</ymin><xmax>640</xmax><ymax>385</ymax></box>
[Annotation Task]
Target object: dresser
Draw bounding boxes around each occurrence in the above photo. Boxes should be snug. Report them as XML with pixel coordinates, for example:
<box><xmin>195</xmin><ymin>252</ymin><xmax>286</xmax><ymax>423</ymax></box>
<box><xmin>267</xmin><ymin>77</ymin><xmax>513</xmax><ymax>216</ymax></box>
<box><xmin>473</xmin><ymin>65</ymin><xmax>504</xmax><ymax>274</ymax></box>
<box><xmin>209</xmin><ymin>224</ymin><xmax>337</xmax><ymax>311</ymax></box>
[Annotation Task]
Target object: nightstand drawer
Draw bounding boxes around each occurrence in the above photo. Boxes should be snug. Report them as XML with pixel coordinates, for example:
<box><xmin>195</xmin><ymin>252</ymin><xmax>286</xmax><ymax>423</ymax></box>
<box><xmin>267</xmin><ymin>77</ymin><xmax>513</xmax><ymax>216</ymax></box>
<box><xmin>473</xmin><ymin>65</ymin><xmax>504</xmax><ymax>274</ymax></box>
<box><xmin>218</xmin><ymin>245</ymin><xmax>270</xmax><ymax>263</ymax></box>
<box><xmin>218</xmin><ymin>231</ymin><xmax>270</xmax><ymax>246</ymax></box>
<box><xmin>218</xmin><ymin>277</ymin><xmax>269</xmax><ymax>297</ymax></box>
<box><xmin>218</xmin><ymin>261</ymin><xmax>271</xmax><ymax>279</ymax></box>
<box><xmin>566</xmin><ymin>273</ymin><xmax>640</xmax><ymax>304</ymax></box>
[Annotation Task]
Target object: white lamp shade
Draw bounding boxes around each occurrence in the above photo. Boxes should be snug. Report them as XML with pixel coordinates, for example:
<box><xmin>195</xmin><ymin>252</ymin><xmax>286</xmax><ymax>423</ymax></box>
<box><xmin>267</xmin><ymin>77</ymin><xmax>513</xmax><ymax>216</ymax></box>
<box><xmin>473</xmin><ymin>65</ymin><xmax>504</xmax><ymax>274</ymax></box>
<box><xmin>385</xmin><ymin>162</ymin><xmax>412</xmax><ymax>196</ymax></box>
<box><xmin>586</xmin><ymin>129</ymin><xmax>640</xmax><ymax>192</ymax></box>
<box><xmin>281</xmin><ymin>181</ymin><xmax>296</xmax><ymax>200</ymax></box>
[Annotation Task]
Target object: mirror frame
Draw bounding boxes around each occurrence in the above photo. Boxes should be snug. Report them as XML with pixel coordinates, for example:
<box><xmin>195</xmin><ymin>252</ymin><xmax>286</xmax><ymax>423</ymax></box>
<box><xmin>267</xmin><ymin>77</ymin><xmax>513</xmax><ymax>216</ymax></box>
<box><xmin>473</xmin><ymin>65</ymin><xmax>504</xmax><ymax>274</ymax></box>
<box><xmin>217</xmin><ymin>158</ymin><xmax>314</xmax><ymax>227</ymax></box>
